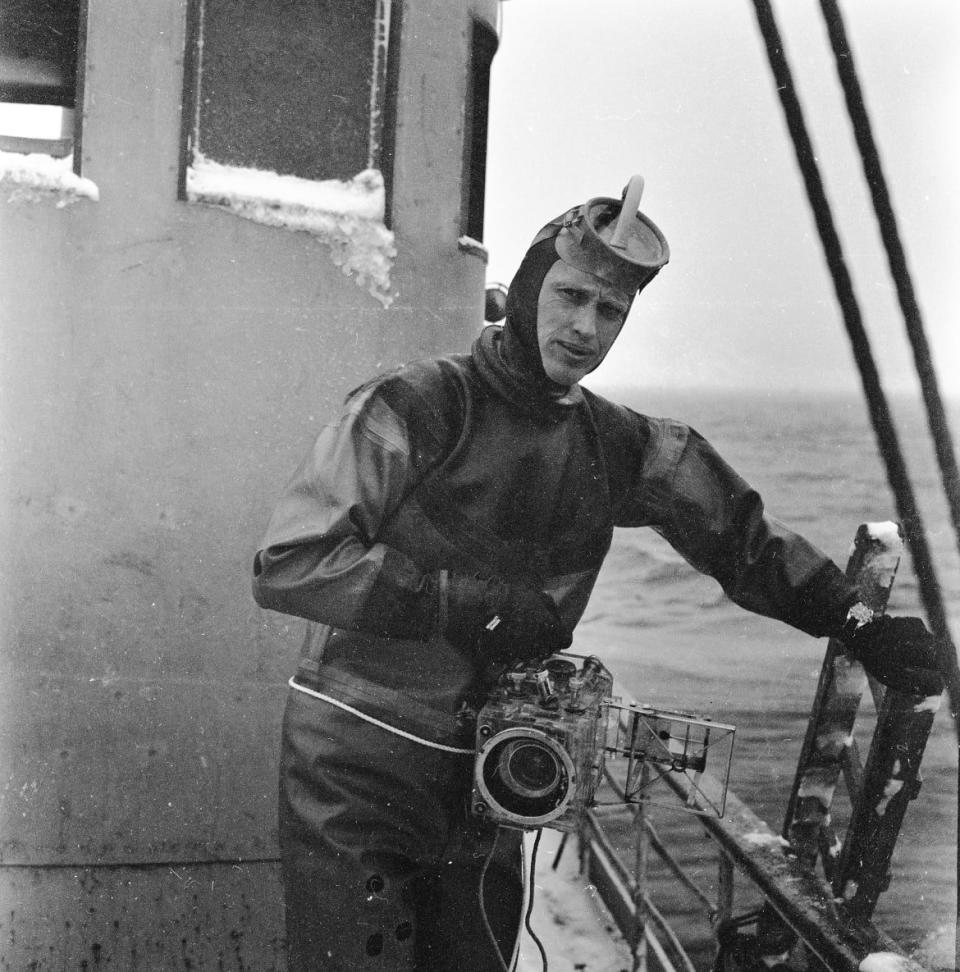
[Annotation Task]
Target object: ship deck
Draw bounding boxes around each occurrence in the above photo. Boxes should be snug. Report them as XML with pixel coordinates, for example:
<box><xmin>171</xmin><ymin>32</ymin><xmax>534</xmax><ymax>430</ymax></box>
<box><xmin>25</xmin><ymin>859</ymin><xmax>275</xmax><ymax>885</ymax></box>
<box><xmin>518</xmin><ymin>829</ymin><xmax>634</xmax><ymax>972</ymax></box>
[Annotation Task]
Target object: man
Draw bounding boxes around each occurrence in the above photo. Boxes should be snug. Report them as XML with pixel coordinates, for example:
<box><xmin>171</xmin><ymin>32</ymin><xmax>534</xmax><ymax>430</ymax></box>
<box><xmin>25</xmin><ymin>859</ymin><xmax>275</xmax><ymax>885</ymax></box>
<box><xmin>252</xmin><ymin>180</ymin><xmax>942</xmax><ymax>971</ymax></box>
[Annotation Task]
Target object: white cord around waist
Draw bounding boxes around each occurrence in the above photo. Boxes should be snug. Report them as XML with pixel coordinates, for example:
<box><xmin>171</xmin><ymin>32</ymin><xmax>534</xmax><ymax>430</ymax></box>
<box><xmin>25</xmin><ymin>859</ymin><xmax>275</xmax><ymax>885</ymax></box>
<box><xmin>287</xmin><ymin>676</ymin><xmax>475</xmax><ymax>755</ymax></box>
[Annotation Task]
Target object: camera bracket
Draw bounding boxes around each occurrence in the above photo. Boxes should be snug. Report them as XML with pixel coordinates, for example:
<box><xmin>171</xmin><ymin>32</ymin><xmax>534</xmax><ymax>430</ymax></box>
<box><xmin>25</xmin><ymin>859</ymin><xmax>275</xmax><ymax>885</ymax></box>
<box><xmin>601</xmin><ymin>701</ymin><xmax>736</xmax><ymax>818</ymax></box>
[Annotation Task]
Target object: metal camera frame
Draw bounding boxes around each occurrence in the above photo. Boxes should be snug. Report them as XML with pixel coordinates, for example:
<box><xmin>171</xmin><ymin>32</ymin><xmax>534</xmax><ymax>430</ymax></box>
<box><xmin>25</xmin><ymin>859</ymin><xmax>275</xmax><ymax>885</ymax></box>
<box><xmin>470</xmin><ymin>654</ymin><xmax>736</xmax><ymax>832</ymax></box>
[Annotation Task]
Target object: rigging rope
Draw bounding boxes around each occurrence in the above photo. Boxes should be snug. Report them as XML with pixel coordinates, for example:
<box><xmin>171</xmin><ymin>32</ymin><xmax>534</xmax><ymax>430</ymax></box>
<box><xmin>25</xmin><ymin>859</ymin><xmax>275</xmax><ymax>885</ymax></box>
<box><xmin>818</xmin><ymin>0</ymin><xmax>960</xmax><ymax>564</ymax></box>
<box><xmin>750</xmin><ymin>3</ymin><xmax>960</xmax><ymax>964</ymax></box>
<box><xmin>749</xmin><ymin>0</ymin><xmax>960</xmax><ymax>734</ymax></box>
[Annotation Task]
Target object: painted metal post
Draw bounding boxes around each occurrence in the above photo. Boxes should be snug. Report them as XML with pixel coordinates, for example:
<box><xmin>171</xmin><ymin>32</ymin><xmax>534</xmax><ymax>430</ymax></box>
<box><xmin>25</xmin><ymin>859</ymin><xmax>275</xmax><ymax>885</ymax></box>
<box><xmin>716</xmin><ymin>852</ymin><xmax>735</xmax><ymax>929</ymax></box>
<box><xmin>632</xmin><ymin>761</ymin><xmax>651</xmax><ymax>972</ymax></box>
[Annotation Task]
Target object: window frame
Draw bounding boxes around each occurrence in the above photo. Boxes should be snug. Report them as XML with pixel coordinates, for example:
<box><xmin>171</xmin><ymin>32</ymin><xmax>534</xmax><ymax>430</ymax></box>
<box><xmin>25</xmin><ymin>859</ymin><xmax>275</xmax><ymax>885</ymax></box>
<box><xmin>0</xmin><ymin>0</ymin><xmax>88</xmax><ymax>172</ymax></box>
<box><xmin>460</xmin><ymin>16</ymin><xmax>498</xmax><ymax>245</ymax></box>
<box><xmin>178</xmin><ymin>0</ymin><xmax>399</xmax><ymax>220</ymax></box>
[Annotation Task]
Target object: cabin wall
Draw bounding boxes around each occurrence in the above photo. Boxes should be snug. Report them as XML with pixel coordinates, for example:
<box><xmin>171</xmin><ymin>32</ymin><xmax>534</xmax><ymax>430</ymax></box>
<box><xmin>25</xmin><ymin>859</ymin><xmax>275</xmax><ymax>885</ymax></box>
<box><xmin>0</xmin><ymin>0</ymin><xmax>499</xmax><ymax>966</ymax></box>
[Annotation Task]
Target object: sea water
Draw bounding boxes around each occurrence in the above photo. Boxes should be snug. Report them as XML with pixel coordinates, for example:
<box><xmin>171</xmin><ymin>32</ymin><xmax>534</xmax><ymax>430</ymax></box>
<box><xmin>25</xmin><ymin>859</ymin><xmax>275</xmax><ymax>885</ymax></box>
<box><xmin>572</xmin><ymin>386</ymin><xmax>959</xmax><ymax>969</ymax></box>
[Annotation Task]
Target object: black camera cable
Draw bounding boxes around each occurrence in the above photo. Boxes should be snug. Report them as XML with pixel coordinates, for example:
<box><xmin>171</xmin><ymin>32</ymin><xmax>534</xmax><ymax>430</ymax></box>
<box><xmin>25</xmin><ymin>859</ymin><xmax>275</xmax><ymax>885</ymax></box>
<box><xmin>479</xmin><ymin>827</ymin><xmax>549</xmax><ymax>972</ymax></box>
<box><xmin>523</xmin><ymin>829</ymin><xmax>549</xmax><ymax>971</ymax></box>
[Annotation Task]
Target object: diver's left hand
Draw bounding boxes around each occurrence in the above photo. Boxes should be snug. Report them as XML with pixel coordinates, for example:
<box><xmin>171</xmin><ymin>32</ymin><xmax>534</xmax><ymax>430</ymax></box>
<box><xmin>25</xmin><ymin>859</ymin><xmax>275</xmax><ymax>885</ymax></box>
<box><xmin>841</xmin><ymin>615</ymin><xmax>944</xmax><ymax>697</ymax></box>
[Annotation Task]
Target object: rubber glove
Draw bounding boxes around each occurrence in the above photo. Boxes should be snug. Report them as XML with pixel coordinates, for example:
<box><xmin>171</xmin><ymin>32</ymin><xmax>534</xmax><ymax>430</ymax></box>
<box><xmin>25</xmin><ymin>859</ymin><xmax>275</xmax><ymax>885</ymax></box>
<box><xmin>841</xmin><ymin>614</ymin><xmax>944</xmax><ymax>697</ymax></box>
<box><xmin>441</xmin><ymin>572</ymin><xmax>571</xmax><ymax>665</ymax></box>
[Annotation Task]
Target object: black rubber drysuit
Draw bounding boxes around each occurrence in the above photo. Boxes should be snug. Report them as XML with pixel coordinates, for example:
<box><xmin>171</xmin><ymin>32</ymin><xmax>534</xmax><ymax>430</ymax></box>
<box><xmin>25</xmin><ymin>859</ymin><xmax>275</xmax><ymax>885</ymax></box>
<box><xmin>252</xmin><ymin>318</ymin><xmax>854</xmax><ymax>970</ymax></box>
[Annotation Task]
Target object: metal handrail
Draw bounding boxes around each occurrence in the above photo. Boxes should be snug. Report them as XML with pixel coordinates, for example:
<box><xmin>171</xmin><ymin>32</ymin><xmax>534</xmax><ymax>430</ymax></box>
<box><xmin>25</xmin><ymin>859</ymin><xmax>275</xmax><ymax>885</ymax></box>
<box><xmin>578</xmin><ymin>524</ymin><xmax>935</xmax><ymax>971</ymax></box>
<box><xmin>582</xmin><ymin>765</ymin><xmax>930</xmax><ymax>972</ymax></box>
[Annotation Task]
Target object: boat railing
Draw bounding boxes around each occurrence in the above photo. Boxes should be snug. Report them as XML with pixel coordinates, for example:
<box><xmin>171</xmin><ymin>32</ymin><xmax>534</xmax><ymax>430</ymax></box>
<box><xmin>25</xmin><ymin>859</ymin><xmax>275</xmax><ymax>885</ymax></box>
<box><xmin>574</xmin><ymin>522</ymin><xmax>937</xmax><ymax>972</ymax></box>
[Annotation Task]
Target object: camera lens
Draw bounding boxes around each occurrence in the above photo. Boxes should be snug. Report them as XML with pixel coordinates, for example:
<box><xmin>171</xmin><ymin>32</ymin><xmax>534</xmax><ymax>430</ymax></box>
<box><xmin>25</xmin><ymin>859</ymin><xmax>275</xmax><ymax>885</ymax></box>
<box><xmin>499</xmin><ymin>740</ymin><xmax>561</xmax><ymax>799</ymax></box>
<box><xmin>474</xmin><ymin>728</ymin><xmax>575</xmax><ymax>826</ymax></box>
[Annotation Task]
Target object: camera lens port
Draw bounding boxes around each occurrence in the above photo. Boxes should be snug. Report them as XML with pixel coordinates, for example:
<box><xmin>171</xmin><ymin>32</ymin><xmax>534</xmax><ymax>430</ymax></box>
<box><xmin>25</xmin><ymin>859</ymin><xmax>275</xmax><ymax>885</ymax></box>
<box><xmin>474</xmin><ymin>728</ymin><xmax>575</xmax><ymax>827</ymax></box>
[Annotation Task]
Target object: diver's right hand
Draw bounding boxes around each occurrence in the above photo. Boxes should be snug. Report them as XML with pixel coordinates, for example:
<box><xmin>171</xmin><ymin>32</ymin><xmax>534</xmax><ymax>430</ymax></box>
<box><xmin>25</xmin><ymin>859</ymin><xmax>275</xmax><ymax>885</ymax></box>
<box><xmin>441</xmin><ymin>571</ymin><xmax>571</xmax><ymax>664</ymax></box>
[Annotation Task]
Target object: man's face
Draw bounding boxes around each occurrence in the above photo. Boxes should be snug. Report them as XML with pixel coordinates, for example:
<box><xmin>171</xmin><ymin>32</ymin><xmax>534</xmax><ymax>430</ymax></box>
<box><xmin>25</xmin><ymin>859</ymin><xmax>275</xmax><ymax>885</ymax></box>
<box><xmin>536</xmin><ymin>261</ymin><xmax>632</xmax><ymax>386</ymax></box>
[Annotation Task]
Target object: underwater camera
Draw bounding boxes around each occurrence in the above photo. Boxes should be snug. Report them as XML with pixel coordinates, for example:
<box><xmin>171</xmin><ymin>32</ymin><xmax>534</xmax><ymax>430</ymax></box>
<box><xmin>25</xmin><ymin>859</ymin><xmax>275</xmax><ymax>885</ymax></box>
<box><xmin>471</xmin><ymin>654</ymin><xmax>736</xmax><ymax>832</ymax></box>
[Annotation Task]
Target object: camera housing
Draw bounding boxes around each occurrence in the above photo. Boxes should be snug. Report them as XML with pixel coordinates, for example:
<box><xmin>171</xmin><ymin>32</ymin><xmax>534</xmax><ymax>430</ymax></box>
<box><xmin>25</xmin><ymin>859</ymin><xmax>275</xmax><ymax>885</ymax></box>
<box><xmin>471</xmin><ymin>655</ymin><xmax>613</xmax><ymax>832</ymax></box>
<box><xmin>471</xmin><ymin>654</ymin><xmax>736</xmax><ymax>831</ymax></box>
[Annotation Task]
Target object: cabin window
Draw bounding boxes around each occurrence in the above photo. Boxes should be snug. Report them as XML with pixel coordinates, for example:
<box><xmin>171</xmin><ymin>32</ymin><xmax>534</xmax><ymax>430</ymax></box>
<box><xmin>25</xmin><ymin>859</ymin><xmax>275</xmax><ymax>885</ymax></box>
<box><xmin>460</xmin><ymin>19</ymin><xmax>497</xmax><ymax>244</ymax></box>
<box><xmin>0</xmin><ymin>0</ymin><xmax>84</xmax><ymax>162</ymax></box>
<box><xmin>180</xmin><ymin>0</ymin><xmax>399</xmax><ymax>305</ymax></box>
<box><xmin>181</xmin><ymin>0</ymin><xmax>397</xmax><ymax>201</ymax></box>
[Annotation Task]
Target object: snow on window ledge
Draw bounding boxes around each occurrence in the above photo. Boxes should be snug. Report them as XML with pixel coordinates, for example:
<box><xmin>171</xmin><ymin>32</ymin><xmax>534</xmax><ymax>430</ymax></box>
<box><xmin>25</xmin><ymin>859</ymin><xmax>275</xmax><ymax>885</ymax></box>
<box><xmin>0</xmin><ymin>150</ymin><xmax>99</xmax><ymax>207</ymax></box>
<box><xmin>186</xmin><ymin>155</ymin><xmax>396</xmax><ymax>307</ymax></box>
<box><xmin>458</xmin><ymin>235</ymin><xmax>488</xmax><ymax>262</ymax></box>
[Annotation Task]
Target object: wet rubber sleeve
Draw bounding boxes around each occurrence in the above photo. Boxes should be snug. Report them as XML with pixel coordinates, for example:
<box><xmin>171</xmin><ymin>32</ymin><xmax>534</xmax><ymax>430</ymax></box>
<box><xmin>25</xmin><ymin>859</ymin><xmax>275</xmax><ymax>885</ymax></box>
<box><xmin>620</xmin><ymin>420</ymin><xmax>857</xmax><ymax>636</ymax></box>
<box><xmin>251</xmin><ymin>385</ymin><xmax>437</xmax><ymax>637</ymax></box>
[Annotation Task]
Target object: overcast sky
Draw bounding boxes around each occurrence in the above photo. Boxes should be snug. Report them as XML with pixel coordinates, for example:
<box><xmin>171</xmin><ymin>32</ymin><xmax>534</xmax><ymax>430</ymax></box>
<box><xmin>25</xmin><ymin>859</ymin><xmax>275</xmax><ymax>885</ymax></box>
<box><xmin>483</xmin><ymin>0</ymin><xmax>960</xmax><ymax>398</ymax></box>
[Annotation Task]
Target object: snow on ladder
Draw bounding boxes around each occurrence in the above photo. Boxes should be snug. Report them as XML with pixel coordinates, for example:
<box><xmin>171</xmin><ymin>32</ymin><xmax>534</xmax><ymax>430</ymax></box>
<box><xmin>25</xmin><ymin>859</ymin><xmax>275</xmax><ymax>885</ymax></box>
<box><xmin>782</xmin><ymin>521</ymin><xmax>941</xmax><ymax>918</ymax></box>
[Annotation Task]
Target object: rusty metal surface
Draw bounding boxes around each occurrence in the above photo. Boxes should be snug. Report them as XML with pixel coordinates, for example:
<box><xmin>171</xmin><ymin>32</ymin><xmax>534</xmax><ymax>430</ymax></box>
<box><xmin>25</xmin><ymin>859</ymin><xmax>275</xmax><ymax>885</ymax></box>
<box><xmin>0</xmin><ymin>859</ymin><xmax>284</xmax><ymax>970</ymax></box>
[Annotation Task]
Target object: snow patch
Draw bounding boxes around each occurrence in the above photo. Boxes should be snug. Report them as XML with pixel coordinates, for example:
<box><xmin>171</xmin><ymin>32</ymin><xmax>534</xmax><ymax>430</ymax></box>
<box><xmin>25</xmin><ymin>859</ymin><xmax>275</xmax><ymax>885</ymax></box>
<box><xmin>458</xmin><ymin>234</ymin><xmax>488</xmax><ymax>261</ymax></box>
<box><xmin>859</xmin><ymin>951</ymin><xmax>914</xmax><ymax>972</ymax></box>
<box><xmin>863</xmin><ymin>521</ymin><xmax>901</xmax><ymax>545</ymax></box>
<box><xmin>826</xmin><ymin>833</ymin><xmax>843</xmax><ymax>858</ymax></box>
<box><xmin>814</xmin><ymin>729</ymin><xmax>853</xmax><ymax>755</ymax></box>
<box><xmin>874</xmin><ymin>778</ymin><xmax>904</xmax><ymax>816</ymax></box>
<box><xmin>518</xmin><ymin>830</ymin><xmax>632</xmax><ymax>970</ymax></box>
<box><xmin>796</xmin><ymin>779</ymin><xmax>834</xmax><ymax>804</ymax></box>
<box><xmin>742</xmin><ymin>830</ymin><xmax>790</xmax><ymax>849</ymax></box>
<box><xmin>186</xmin><ymin>155</ymin><xmax>396</xmax><ymax>306</ymax></box>
<box><xmin>845</xmin><ymin>521</ymin><xmax>901</xmax><ymax>588</ymax></box>
<box><xmin>0</xmin><ymin>150</ymin><xmax>99</xmax><ymax>205</ymax></box>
